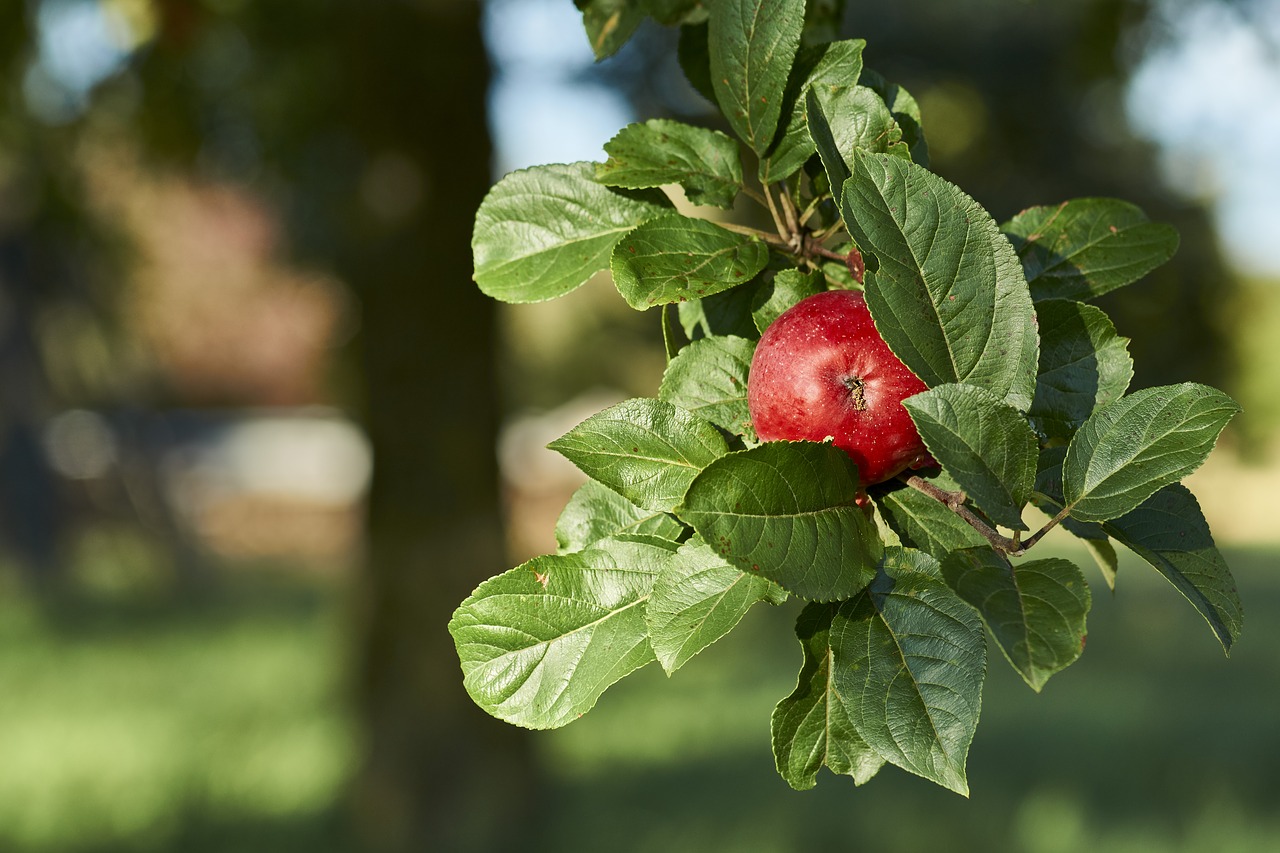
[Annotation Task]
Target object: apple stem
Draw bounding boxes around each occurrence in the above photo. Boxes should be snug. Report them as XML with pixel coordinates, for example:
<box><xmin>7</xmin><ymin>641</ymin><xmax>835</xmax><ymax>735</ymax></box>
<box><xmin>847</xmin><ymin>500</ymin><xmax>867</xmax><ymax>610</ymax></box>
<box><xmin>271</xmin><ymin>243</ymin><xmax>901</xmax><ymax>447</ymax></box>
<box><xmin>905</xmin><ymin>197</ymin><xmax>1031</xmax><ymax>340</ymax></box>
<box><xmin>899</xmin><ymin>474</ymin><xmax>1070</xmax><ymax>558</ymax></box>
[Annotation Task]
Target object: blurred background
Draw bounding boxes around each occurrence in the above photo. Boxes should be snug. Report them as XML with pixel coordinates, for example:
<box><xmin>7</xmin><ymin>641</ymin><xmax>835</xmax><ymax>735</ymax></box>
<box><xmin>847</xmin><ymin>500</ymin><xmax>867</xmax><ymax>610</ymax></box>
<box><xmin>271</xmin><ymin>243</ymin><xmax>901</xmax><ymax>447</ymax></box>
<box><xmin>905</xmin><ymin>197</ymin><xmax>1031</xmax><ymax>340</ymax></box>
<box><xmin>0</xmin><ymin>0</ymin><xmax>1278</xmax><ymax>850</ymax></box>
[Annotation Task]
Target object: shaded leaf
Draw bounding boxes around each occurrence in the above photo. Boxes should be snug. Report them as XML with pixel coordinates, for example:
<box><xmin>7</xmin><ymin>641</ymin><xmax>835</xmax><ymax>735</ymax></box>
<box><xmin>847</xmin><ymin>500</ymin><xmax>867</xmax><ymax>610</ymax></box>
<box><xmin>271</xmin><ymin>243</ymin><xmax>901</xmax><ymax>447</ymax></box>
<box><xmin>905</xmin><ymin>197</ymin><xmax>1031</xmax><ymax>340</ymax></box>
<box><xmin>708</xmin><ymin>0</ymin><xmax>805</xmax><ymax>155</ymax></box>
<box><xmin>762</xmin><ymin>38</ymin><xmax>865</xmax><ymax>182</ymax></box>
<box><xmin>556</xmin><ymin>479</ymin><xmax>687</xmax><ymax>553</ymax></box>
<box><xmin>873</xmin><ymin>477</ymin><xmax>987</xmax><ymax>562</ymax></box>
<box><xmin>1062</xmin><ymin>383</ymin><xmax>1240</xmax><ymax>522</ymax></box>
<box><xmin>1031</xmin><ymin>446</ymin><xmax>1118</xmax><ymax>590</ymax></box>
<box><xmin>678</xmin><ymin>275</ymin><xmax>766</xmax><ymax>340</ymax></box>
<box><xmin>578</xmin><ymin>0</ymin><xmax>646</xmax><ymax>60</ymax></box>
<box><xmin>611</xmin><ymin>213</ymin><xmax>769</xmax><ymax>309</ymax></box>
<box><xmin>473</xmin><ymin>162</ymin><xmax>670</xmax><ymax>303</ymax></box>
<box><xmin>1002</xmin><ymin>198</ymin><xmax>1180</xmax><ymax>301</ymax></box>
<box><xmin>771</xmin><ymin>601</ymin><xmax>885</xmax><ymax>790</ymax></box>
<box><xmin>836</xmin><ymin>548</ymin><xmax>986</xmax><ymax>795</ymax></box>
<box><xmin>941</xmin><ymin>548</ymin><xmax>1091</xmax><ymax>692</ymax></box>
<box><xmin>549</xmin><ymin>398</ymin><xmax>731</xmax><ymax>512</ymax></box>
<box><xmin>647</xmin><ymin>538</ymin><xmax>784</xmax><ymax>674</ymax></box>
<box><xmin>904</xmin><ymin>383</ymin><xmax>1039</xmax><ymax>530</ymax></box>
<box><xmin>659</xmin><ymin>334</ymin><xmax>757</xmax><ymax>438</ymax></box>
<box><xmin>676</xmin><ymin>441</ymin><xmax>883</xmax><ymax>601</ymax></box>
<box><xmin>677</xmin><ymin>21</ymin><xmax>715</xmax><ymax>103</ymax></box>
<box><xmin>1103</xmin><ymin>484</ymin><xmax>1242</xmax><ymax>653</ymax></box>
<box><xmin>1029</xmin><ymin>299</ymin><xmax>1134</xmax><ymax>441</ymax></box>
<box><xmin>597</xmin><ymin>119</ymin><xmax>744</xmax><ymax>209</ymax></box>
<box><xmin>751</xmin><ymin>267</ymin><xmax>825</xmax><ymax>333</ymax></box>
<box><xmin>844</xmin><ymin>153</ymin><xmax>1038</xmax><ymax>410</ymax></box>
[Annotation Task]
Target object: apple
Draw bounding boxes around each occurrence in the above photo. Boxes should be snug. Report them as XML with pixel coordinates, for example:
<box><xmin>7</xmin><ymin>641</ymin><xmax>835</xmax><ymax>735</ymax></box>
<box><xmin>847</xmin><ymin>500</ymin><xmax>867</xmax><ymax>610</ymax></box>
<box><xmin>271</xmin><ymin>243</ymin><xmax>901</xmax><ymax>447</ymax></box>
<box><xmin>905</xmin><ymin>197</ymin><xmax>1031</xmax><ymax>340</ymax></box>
<box><xmin>748</xmin><ymin>289</ymin><xmax>931</xmax><ymax>487</ymax></box>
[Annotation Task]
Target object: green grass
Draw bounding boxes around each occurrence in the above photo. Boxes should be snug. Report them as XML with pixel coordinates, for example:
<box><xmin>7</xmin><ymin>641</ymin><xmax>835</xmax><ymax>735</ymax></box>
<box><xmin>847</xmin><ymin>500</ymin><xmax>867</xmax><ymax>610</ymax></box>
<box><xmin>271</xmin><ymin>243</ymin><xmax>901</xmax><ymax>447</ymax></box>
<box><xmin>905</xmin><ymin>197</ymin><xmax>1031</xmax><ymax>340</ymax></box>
<box><xmin>0</xmin><ymin>541</ymin><xmax>1277</xmax><ymax>852</ymax></box>
<box><xmin>0</xmin><ymin>571</ymin><xmax>355</xmax><ymax>853</ymax></box>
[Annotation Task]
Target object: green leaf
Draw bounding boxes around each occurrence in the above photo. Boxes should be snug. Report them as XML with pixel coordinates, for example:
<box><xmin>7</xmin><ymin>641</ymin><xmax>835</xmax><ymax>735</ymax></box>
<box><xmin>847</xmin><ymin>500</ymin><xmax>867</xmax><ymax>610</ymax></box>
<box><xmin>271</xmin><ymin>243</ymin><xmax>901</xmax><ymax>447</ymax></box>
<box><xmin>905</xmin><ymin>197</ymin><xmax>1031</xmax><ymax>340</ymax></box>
<box><xmin>1062</xmin><ymin>383</ymin><xmax>1240</xmax><ymax>522</ymax></box>
<box><xmin>449</xmin><ymin>536</ymin><xmax>674</xmax><ymax>729</ymax></box>
<box><xmin>903</xmin><ymin>384</ymin><xmax>1039</xmax><ymax>531</ymax></box>
<box><xmin>1102</xmin><ymin>484</ymin><xmax>1242</xmax><ymax>653</ymax></box>
<box><xmin>806</xmin><ymin>85</ymin><xmax>904</xmax><ymax>204</ymax></box>
<box><xmin>549</xmin><ymin>398</ymin><xmax>731</xmax><ymax>512</ymax></box>
<box><xmin>771</xmin><ymin>601</ymin><xmax>885</xmax><ymax>790</ymax></box>
<box><xmin>647</xmin><ymin>538</ymin><xmax>784</xmax><ymax>674</ymax></box>
<box><xmin>659</xmin><ymin>334</ymin><xmax>756</xmax><ymax>438</ymax></box>
<box><xmin>473</xmin><ymin>162</ymin><xmax>671</xmax><ymax>303</ymax></box>
<box><xmin>859</xmin><ymin>68</ymin><xmax>928</xmax><ymax>165</ymax></box>
<box><xmin>1002</xmin><ymin>198</ymin><xmax>1180</xmax><ymax>301</ymax></box>
<box><xmin>751</xmin><ymin>267</ymin><xmax>825</xmax><ymax>333</ymax></box>
<box><xmin>662</xmin><ymin>303</ymin><xmax>682</xmax><ymax>362</ymax></box>
<box><xmin>1029</xmin><ymin>299</ymin><xmax>1134</xmax><ymax>441</ymax></box>
<box><xmin>708</xmin><ymin>0</ymin><xmax>805</xmax><ymax>155</ymax></box>
<box><xmin>1081</xmin><ymin>537</ymin><xmax>1120</xmax><ymax>591</ymax></box>
<box><xmin>873</xmin><ymin>477</ymin><xmax>987</xmax><ymax>562</ymax></box>
<box><xmin>844</xmin><ymin>153</ymin><xmax>1039</xmax><ymax>410</ymax></box>
<box><xmin>762</xmin><ymin>39</ymin><xmax>865</xmax><ymax>182</ymax></box>
<box><xmin>680</xmin><ymin>276</ymin><xmax>766</xmax><ymax>340</ymax></box>
<box><xmin>611</xmin><ymin>213</ymin><xmax>769</xmax><ymax>309</ymax></box>
<box><xmin>642</xmin><ymin>0</ymin><xmax>708</xmax><ymax>26</ymax></box>
<box><xmin>677</xmin><ymin>21</ymin><xmax>715</xmax><ymax>103</ymax></box>
<box><xmin>597</xmin><ymin>119</ymin><xmax>744</xmax><ymax>209</ymax></box>
<box><xmin>837</xmin><ymin>548</ymin><xmax>986</xmax><ymax>795</ymax></box>
<box><xmin>578</xmin><ymin>0</ymin><xmax>646</xmax><ymax>60</ymax></box>
<box><xmin>676</xmin><ymin>441</ymin><xmax>883</xmax><ymax>601</ymax></box>
<box><xmin>556</xmin><ymin>479</ymin><xmax>687</xmax><ymax>553</ymax></box>
<box><xmin>801</xmin><ymin>0</ymin><xmax>847</xmax><ymax>47</ymax></box>
<box><xmin>1031</xmin><ymin>446</ymin><xmax>1119</xmax><ymax>590</ymax></box>
<box><xmin>941</xmin><ymin>548</ymin><xmax>1091</xmax><ymax>692</ymax></box>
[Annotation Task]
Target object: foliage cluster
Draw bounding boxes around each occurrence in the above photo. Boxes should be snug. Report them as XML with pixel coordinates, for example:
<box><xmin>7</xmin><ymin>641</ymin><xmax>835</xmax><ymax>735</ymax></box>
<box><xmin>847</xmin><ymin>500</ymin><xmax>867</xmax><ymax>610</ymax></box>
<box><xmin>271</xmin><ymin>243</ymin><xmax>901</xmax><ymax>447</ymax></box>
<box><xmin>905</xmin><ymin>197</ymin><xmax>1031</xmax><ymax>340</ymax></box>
<box><xmin>450</xmin><ymin>0</ymin><xmax>1241</xmax><ymax>795</ymax></box>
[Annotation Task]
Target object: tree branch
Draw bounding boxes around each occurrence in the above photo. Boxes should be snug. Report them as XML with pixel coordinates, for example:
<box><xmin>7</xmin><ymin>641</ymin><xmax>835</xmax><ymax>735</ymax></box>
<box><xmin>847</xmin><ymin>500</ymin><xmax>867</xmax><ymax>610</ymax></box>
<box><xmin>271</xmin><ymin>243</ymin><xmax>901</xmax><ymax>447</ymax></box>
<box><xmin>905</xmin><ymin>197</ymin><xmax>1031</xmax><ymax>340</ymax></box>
<box><xmin>899</xmin><ymin>474</ymin><xmax>1071</xmax><ymax>559</ymax></box>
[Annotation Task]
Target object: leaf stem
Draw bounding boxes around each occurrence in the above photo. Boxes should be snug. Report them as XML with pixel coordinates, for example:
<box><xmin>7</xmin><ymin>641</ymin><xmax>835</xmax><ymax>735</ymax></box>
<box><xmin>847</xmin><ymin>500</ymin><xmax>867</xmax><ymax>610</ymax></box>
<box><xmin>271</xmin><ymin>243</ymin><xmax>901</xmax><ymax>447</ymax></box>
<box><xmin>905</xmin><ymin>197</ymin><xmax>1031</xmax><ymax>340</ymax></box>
<box><xmin>714</xmin><ymin>220</ymin><xmax>790</xmax><ymax>248</ymax></box>
<box><xmin>760</xmin><ymin>183</ymin><xmax>791</xmax><ymax>243</ymax></box>
<box><xmin>809</xmin><ymin>244</ymin><xmax>848</xmax><ymax>262</ymax></box>
<box><xmin>778</xmin><ymin>181</ymin><xmax>801</xmax><ymax>243</ymax></box>
<box><xmin>812</xmin><ymin>220</ymin><xmax>846</xmax><ymax>243</ymax></box>
<box><xmin>798</xmin><ymin>194</ymin><xmax>829</xmax><ymax>226</ymax></box>
<box><xmin>1016</xmin><ymin>504</ymin><xmax>1073</xmax><ymax>552</ymax></box>
<box><xmin>741</xmin><ymin>185</ymin><xmax>770</xmax><ymax>207</ymax></box>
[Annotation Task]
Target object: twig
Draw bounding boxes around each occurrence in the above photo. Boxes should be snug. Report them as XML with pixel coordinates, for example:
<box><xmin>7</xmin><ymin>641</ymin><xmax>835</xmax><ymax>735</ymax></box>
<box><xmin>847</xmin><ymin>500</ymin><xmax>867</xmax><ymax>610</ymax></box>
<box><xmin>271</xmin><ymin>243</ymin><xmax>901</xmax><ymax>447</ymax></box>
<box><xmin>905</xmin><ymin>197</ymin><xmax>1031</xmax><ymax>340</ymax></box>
<box><xmin>713</xmin><ymin>220</ymin><xmax>790</xmax><ymax>248</ymax></box>
<box><xmin>1016</xmin><ymin>504</ymin><xmax>1072</xmax><ymax>552</ymax></box>
<box><xmin>899</xmin><ymin>474</ymin><xmax>1076</xmax><ymax>559</ymax></box>
<box><xmin>901</xmin><ymin>475</ymin><xmax>1019</xmax><ymax>554</ymax></box>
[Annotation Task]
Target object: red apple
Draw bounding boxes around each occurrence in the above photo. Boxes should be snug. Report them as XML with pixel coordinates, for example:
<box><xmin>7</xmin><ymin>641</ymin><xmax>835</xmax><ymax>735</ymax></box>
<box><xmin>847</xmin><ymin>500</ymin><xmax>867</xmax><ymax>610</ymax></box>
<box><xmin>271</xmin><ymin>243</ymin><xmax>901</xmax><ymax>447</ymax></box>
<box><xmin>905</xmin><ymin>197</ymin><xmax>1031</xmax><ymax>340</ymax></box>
<box><xmin>748</xmin><ymin>289</ymin><xmax>930</xmax><ymax>487</ymax></box>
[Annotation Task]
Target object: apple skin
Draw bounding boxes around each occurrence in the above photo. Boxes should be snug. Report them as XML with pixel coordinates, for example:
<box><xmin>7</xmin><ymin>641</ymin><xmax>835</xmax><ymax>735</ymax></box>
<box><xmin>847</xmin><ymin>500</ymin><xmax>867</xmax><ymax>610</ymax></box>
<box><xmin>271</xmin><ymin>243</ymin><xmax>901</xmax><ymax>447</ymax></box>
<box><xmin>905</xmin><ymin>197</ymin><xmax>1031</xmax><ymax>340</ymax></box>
<box><xmin>748</xmin><ymin>289</ymin><xmax>930</xmax><ymax>487</ymax></box>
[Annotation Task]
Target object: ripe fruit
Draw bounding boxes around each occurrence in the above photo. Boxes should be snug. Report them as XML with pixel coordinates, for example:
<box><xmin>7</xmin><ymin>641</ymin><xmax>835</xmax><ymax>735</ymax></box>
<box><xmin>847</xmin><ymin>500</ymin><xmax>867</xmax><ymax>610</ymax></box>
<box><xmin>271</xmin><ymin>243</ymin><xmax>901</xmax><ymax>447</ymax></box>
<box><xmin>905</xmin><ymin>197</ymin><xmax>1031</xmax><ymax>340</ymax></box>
<box><xmin>748</xmin><ymin>289</ymin><xmax>930</xmax><ymax>486</ymax></box>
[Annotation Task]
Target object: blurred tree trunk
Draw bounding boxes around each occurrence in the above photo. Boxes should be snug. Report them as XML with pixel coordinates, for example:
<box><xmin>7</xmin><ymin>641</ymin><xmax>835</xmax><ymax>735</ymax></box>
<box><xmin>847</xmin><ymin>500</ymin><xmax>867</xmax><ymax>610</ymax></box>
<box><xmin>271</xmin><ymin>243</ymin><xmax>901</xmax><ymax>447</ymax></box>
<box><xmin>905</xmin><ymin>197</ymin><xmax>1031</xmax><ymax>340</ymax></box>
<box><xmin>347</xmin><ymin>3</ymin><xmax>534</xmax><ymax>851</ymax></box>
